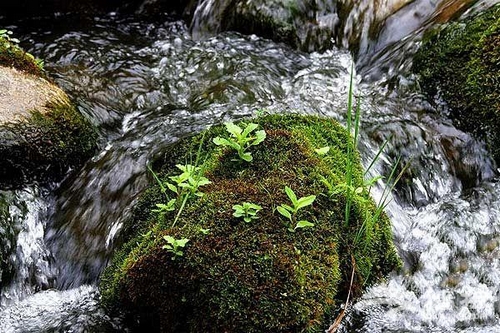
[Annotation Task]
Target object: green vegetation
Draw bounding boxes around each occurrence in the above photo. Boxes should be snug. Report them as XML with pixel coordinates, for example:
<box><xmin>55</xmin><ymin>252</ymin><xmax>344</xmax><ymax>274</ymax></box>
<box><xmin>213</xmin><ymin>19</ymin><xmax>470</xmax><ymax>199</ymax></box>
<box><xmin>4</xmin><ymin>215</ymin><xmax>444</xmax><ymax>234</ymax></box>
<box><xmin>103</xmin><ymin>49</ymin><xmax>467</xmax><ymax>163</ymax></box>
<box><xmin>232</xmin><ymin>202</ymin><xmax>262</xmax><ymax>223</ymax></box>
<box><xmin>277</xmin><ymin>186</ymin><xmax>316</xmax><ymax>232</ymax></box>
<box><xmin>162</xmin><ymin>235</ymin><xmax>190</xmax><ymax>260</ymax></box>
<box><xmin>0</xmin><ymin>29</ymin><xmax>44</xmax><ymax>76</ymax></box>
<box><xmin>213</xmin><ymin>122</ymin><xmax>266</xmax><ymax>162</ymax></box>
<box><xmin>100</xmin><ymin>114</ymin><xmax>400</xmax><ymax>333</ymax></box>
<box><xmin>413</xmin><ymin>4</ymin><xmax>500</xmax><ymax>164</ymax></box>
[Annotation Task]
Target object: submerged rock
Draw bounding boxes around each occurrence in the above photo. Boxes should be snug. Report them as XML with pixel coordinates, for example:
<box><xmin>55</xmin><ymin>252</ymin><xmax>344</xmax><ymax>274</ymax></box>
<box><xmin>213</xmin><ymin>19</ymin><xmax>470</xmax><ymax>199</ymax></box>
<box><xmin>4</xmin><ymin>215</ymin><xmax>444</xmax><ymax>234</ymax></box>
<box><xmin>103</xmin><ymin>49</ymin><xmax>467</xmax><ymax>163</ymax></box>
<box><xmin>100</xmin><ymin>115</ymin><xmax>400</xmax><ymax>332</ymax></box>
<box><xmin>413</xmin><ymin>4</ymin><xmax>500</xmax><ymax>164</ymax></box>
<box><xmin>0</xmin><ymin>35</ymin><xmax>97</xmax><ymax>187</ymax></box>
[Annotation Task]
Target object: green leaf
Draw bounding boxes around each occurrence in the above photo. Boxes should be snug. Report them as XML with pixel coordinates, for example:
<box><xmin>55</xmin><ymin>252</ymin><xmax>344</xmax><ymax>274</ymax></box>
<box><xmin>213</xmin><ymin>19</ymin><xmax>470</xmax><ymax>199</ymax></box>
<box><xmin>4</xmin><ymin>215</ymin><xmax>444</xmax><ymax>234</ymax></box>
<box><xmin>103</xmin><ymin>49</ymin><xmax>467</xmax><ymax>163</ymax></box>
<box><xmin>355</xmin><ymin>187</ymin><xmax>363</xmax><ymax>194</ymax></box>
<box><xmin>225</xmin><ymin>122</ymin><xmax>242</xmax><ymax>137</ymax></box>
<box><xmin>295</xmin><ymin>220</ymin><xmax>315</xmax><ymax>230</ymax></box>
<box><xmin>233</xmin><ymin>210</ymin><xmax>244</xmax><ymax>218</ymax></box>
<box><xmin>199</xmin><ymin>227</ymin><xmax>210</xmax><ymax>235</ymax></box>
<box><xmin>296</xmin><ymin>195</ymin><xmax>316</xmax><ymax>210</ymax></box>
<box><xmin>281</xmin><ymin>204</ymin><xmax>293</xmax><ymax>212</ymax></box>
<box><xmin>244</xmin><ymin>216</ymin><xmax>252</xmax><ymax>223</ymax></box>
<box><xmin>252</xmin><ymin>130</ymin><xmax>266</xmax><ymax>146</ymax></box>
<box><xmin>277</xmin><ymin>206</ymin><xmax>292</xmax><ymax>220</ymax></box>
<box><xmin>197</xmin><ymin>178</ymin><xmax>211</xmax><ymax>186</ymax></box>
<box><xmin>162</xmin><ymin>244</ymin><xmax>173</xmax><ymax>250</ymax></box>
<box><xmin>240</xmin><ymin>151</ymin><xmax>253</xmax><ymax>162</ymax></box>
<box><xmin>176</xmin><ymin>238</ymin><xmax>190</xmax><ymax>247</ymax></box>
<box><xmin>163</xmin><ymin>235</ymin><xmax>175</xmax><ymax>244</ymax></box>
<box><xmin>167</xmin><ymin>183</ymin><xmax>178</xmax><ymax>194</ymax></box>
<box><xmin>315</xmin><ymin>146</ymin><xmax>330</xmax><ymax>155</ymax></box>
<box><xmin>213</xmin><ymin>137</ymin><xmax>232</xmax><ymax>146</ymax></box>
<box><xmin>242</xmin><ymin>123</ymin><xmax>258</xmax><ymax>137</ymax></box>
<box><xmin>284</xmin><ymin>186</ymin><xmax>298</xmax><ymax>206</ymax></box>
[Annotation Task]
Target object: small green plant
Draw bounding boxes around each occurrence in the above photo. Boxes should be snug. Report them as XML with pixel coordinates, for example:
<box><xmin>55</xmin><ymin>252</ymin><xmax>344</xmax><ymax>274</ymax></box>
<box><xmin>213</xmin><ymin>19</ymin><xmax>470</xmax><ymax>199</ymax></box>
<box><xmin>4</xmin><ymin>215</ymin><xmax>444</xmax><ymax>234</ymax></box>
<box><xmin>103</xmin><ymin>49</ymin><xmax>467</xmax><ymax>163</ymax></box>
<box><xmin>0</xmin><ymin>29</ymin><xmax>20</xmax><ymax>48</ymax></box>
<box><xmin>314</xmin><ymin>146</ymin><xmax>330</xmax><ymax>156</ymax></box>
<box><xmin>213</xmin><ymin>122</ymin><xmax>266</xmax><ymax>162</ymax></box>
<box><xmin>149</xmin><ymin>162</ymin><xmax>211</xmax><ymax>228</ymax></box>
<box><xmin>0</xmin><ymin>29</ymin><xmax>44</xmax><ymax>71</ymax></box>
<box><xmin>162</xmin><ymin>235</ymin><xmax>190</xmax><ymax>260</ymax></box>
<box><xmin>277</xmin><ymin>186</ymin><xmax>316</xmax><ymax>232</ymax></box>
<box><xmin>233</xmin><ymin>202</ymin><xmax>262</xmax><ymax>223</ymax></box>
<box><xmin>168</xmin><ymin>164</ymin><xmax>211</xmax><ymax>198</ymax></box>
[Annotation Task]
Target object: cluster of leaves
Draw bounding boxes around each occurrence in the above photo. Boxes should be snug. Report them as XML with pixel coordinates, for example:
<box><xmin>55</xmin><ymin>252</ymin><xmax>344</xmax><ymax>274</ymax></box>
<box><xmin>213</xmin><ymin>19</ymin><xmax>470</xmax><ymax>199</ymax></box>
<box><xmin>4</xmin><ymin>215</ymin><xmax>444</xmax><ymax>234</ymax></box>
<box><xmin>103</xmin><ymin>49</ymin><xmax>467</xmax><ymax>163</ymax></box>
<box><xmin>233</xmin><ymin>202</ymin><xmax>262</xmax><ymax>223</ymax></box>
<box><xmin>0</xmin><ymin>29</ymin><xmax>44</xmax><ymax>73</ymax></box>
<box><xmin>162</xmin><ymin>235</ymin><xmax>189</xmax><ymax>260</ymax></box>
<box><xmin>156</xmin><ymin>121</ymin><xmax>321</xmax><ymax>259</ymax></box>
<box><xmin>277</xmin><ymin>186</ymin><xmax>315</xmax><ymax>232</ymax></box>
<box><xmin>213</xmin><ymin>122</ymin><xmax>266</xmax><ymax>162</ymax></box>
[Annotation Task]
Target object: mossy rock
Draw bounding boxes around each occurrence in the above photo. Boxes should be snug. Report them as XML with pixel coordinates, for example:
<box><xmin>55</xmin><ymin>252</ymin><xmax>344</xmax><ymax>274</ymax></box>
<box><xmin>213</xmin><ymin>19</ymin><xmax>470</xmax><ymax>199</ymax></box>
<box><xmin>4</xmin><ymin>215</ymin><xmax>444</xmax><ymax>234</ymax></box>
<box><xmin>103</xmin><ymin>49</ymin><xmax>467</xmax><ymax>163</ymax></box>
<box><xmin>413</xmin><ymin>4</ymin><xmax>500</xmax><ymax>164</ymax></box>
<box><xmin>0</xmin><ymin>33</ymin><xmax>43</xmax><ymax>77</ymax></box>
<box><xmin>100</xmin><ymin>115</ymin><xmax>400</xmax><ymax>332</ymax></box>
<box><xmin>0</xmin><ymin>37</ymin><xmax>97</xmax><ymax>187</ymax></box>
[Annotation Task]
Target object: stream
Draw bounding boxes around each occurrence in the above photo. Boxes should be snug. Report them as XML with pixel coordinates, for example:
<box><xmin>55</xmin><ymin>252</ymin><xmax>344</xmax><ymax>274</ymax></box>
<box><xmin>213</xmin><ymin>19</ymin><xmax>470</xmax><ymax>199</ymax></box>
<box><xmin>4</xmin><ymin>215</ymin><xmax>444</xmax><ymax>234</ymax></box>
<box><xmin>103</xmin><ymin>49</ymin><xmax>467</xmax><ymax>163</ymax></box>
<box><xmin>1</xmin><ymin>0</ymin><xmax>500</xmax><ymax>332</ymax></box>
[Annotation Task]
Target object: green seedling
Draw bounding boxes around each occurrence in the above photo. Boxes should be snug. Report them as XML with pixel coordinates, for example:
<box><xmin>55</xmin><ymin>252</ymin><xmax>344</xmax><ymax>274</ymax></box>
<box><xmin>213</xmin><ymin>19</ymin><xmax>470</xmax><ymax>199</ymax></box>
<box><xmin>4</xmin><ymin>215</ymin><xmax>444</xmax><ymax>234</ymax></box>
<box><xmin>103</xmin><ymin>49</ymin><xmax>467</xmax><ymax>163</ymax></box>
<box><xmin>213</xmin><ymin>122</ymin><xmax>266</xmax><ymax>162</ymax></box>
<box><xmin>162</xmin><ymin>235</ymin><xmax>190</xmax><ymax>260</ymax></box>
<box><xmin>233</xmin><ymin>202</ymin><xmax>262</xmax><ymax>223</ymax></box>
<box><xmin>314</xmin><ymin>146</ymin><xmax>330</xmax><ymax>156</ymax></box>
<box><xmin>168</xmin><ymin>164</ymin><xmax>211</xmax><ymax>198</ymax></box>
<box><xmin>152</xmin><ymin>199</ymin><xmax>176</xmax><ymax>214</ymax></box>
<box><xmin>199</xmin><ymin>227</ymin><xmax>211</xmax><ymax>235</ymax></box>
<box><xmin>277</xmin><ymin>186</ymin><xmax>316</xmax><ymax>232</ymax></box>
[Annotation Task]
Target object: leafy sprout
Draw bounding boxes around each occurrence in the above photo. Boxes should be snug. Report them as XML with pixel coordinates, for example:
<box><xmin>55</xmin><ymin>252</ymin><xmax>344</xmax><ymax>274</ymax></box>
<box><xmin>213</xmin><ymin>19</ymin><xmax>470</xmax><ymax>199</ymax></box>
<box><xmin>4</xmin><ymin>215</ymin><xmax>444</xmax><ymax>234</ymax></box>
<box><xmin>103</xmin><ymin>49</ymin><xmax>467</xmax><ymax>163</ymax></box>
<box><xmin>162</xmin><ymin>235</ymin><xmax>190</xmax><ymax>260</ymax></box>
<box><xmin>277</xmin><ymin>186</ymin><xmax>316</xmax><ymax>232</ymax></box>
<box><xmin>213</xmin><ymin>122</ymin><xmax>266</xmax><ymax>162</ymax></box>
<box><xmin>233</xmin><ymin>202</ymin><xmax>262</xmax><ymax>223</ymax></box>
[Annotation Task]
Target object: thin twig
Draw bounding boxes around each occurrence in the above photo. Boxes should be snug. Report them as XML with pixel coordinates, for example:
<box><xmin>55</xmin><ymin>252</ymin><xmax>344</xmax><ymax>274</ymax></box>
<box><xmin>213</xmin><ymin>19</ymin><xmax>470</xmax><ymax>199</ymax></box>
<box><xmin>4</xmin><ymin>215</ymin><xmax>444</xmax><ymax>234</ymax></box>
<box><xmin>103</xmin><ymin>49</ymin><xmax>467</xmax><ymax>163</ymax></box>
<box><xmin>327</xmin><ymin>256</ymin><xmax>356</xmax><ymax>333</ymax></box>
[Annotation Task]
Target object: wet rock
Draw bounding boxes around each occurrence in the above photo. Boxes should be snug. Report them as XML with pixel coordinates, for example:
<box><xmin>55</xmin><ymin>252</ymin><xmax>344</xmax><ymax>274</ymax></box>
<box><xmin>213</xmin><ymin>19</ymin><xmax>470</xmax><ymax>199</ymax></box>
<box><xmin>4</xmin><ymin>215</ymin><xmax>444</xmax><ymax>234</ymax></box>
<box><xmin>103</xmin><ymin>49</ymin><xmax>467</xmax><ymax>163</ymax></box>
<box><xmin>191</xmin><ymin>0</ymin><xmax>339</xmax><ymax>52</ymax></box>
<box><xmin>100</xmin><ymin>115</ymin><xmax>401</xmax><ymax>332</ymax></box>
<box><xmin>0</xmin><ymin>66</ymin><xmax>97</xmax><ymax>187</ymax></box>
<box><xmin>413</xmin><ymin>4</ymin><xmax>500</xmax><ymax>165</ymax></box>
<box><xmin>0</xmin><ymin>33</ymin><xmax>97</xmax><ymax>187</ymax></box>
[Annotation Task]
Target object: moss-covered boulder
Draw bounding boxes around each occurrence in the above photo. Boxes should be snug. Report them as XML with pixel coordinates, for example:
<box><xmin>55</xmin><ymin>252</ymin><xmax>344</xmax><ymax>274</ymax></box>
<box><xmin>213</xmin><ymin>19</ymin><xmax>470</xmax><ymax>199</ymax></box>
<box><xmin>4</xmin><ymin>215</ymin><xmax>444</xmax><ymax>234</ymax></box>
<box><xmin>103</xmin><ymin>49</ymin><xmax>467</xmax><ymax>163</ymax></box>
<box><xmin>413</xmin><ymin>4</ymin><xmax>500</xmax><ymax>164</ymax></box>
<box><xmin>100</xmin><ymin>115</ymin><xmax>400</xmax><ymax>332</ymax></box>
<box><xmin>0</xmin><ymin>34</ymin><xmax>97</xmax><ymax>187</ymax></box>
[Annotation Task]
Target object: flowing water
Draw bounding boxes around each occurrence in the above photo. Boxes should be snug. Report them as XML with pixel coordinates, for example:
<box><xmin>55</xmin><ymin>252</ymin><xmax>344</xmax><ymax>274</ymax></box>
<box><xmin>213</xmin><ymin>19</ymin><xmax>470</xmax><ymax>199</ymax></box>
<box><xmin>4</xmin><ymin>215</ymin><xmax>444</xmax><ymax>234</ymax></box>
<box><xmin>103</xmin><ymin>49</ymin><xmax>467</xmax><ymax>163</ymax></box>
<box><xmin>0</xmin><ymin>0</ymin><xmax>499</xmax><ymax>331</ymax></box>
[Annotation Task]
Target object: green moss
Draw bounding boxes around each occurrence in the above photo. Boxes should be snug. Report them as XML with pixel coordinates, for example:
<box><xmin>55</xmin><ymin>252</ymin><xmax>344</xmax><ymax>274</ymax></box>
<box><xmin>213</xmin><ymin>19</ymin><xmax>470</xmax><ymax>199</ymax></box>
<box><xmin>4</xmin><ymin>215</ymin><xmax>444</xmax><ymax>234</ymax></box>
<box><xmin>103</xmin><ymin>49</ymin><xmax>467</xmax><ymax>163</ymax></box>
<box><xmin>413</xmin><ymin>4</ymin><xmax>500</xmax><ymax>163</ymax></box>
<box><xmin>0</xmin><ymin>102</ymin><xmax>97</xmax><ymax>187</ymax></box>
<box><xmin>100</xmin><ymin>114</ymin><xmax>400</xmax><ymax>332</ymax></box>
<box><xmin>0</xmin><ymin>35</ymin><xmax>44</xmax><ymax>77</ymax></box>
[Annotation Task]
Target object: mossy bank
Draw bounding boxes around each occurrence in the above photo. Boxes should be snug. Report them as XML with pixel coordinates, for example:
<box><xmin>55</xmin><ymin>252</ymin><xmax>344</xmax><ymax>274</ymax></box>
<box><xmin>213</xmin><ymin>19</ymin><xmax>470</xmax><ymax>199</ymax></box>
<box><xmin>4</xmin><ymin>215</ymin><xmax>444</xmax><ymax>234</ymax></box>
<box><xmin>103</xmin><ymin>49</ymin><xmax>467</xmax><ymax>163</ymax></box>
<box><xmin>100</xmin><ymin>115</ymin><xmax>400</xmax><ymax>332</ymax></box>
<box><xmin>0</xmin><ymin>32</ymin><xmax>97</xmax><ymax>187</ymax></box>
<box><xmin>413</xmin><ymin>4</ymin><xmax>500</xmax><ymax>164</ymax></box>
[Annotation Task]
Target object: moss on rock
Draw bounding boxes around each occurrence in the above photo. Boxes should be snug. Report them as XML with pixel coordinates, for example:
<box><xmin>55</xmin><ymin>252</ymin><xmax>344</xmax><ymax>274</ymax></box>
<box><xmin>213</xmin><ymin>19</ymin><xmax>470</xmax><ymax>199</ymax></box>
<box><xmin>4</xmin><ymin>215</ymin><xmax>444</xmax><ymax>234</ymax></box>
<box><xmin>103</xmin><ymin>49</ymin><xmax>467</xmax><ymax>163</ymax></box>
<box><xmin>413</xmin><ymin>4</ymin><xmax>500</xmax><ymax>163</ymax></box>
<box><xmin>0</xmin><ymin>33</ymin><xmax>97</xmax><ymax>187</ymax></box>
<box><xmin>0</xmin><ymin>33</ymin><xmax>43</xmax><ymax>77</ymax></box>
<box><xmin>100</xmin><ymin>115</ymin><xmax>400</xmax><ymax>332</ymax></box>
<box><xmin>0</xmin><ymin>102</ymin><xmax>97</xmax><ymax>187</ymax></box>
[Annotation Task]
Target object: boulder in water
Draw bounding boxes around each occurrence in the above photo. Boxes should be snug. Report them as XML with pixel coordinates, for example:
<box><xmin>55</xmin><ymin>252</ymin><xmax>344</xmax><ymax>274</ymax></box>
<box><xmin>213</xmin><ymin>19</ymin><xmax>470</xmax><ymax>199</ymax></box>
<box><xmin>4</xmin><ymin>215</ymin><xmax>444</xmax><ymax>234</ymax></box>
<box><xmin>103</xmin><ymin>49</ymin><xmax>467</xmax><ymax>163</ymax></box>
<box><xmin>0</xmin><ymin>33</ymin><xmax>97</xmax><ymax>187</ymax></box>
<box><xmin>100</xmin><ymin>114</ymin><xmax>400</xmax><ymax>332</ymax></box>
<box><xmin>413</xmin><ymin>4</ymin><xmax>500</xmax><ymax>165</ymax></box>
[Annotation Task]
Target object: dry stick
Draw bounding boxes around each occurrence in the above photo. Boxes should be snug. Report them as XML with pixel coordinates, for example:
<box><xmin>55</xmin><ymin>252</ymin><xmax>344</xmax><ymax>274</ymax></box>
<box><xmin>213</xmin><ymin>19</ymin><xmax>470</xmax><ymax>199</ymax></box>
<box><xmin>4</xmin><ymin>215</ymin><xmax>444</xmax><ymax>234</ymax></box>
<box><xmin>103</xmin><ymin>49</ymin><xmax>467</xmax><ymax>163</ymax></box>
<box><xmin>327</xmin><ymin>255</ymin><xmax>356</xmax><ymax>333</ymax></box>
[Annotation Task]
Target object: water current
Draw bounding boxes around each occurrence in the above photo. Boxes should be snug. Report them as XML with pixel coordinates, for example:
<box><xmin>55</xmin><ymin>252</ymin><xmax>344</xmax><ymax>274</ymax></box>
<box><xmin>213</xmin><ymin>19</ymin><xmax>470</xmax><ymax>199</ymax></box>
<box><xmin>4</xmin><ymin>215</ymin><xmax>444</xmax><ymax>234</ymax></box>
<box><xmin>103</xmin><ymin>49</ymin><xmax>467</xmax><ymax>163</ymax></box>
<box><xmin>0</xmin><ymin>0</ymin><xmax>499</xmax><ymax>331</ymax></box>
